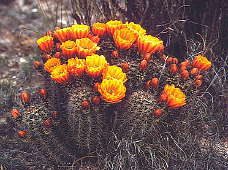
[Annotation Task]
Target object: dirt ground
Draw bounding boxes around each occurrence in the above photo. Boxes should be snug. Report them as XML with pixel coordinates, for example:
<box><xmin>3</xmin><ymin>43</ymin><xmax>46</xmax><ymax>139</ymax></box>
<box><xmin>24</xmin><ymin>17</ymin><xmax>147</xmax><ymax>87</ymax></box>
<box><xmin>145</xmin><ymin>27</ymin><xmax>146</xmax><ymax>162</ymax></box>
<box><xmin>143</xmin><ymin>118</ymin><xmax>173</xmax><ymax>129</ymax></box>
<box><xmin>0</xmin><ymin>0</ymin><xmax>47</xmax><ymax>87</ymax></box>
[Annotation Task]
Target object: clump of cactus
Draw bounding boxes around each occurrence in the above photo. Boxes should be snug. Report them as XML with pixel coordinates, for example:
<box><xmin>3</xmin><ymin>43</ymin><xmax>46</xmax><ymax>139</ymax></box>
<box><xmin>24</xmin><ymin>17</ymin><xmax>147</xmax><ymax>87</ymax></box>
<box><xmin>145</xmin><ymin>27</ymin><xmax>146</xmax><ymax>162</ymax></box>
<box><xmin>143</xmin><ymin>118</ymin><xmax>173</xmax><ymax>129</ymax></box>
<box><xmin>6</xmin><ymin>20</ymin><xmax>226</xmax><ymax>169</ymax></box>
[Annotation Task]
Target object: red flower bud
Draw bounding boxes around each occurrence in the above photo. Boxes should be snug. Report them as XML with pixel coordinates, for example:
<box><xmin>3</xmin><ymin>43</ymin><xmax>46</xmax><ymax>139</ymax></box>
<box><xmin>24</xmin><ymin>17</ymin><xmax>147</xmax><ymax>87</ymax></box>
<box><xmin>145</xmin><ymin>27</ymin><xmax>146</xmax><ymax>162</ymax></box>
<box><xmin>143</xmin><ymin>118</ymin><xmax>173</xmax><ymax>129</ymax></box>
<box><xmin>18</xmin><ymin>130</ymin><xmax>27</xmax><ymax>137</ymax></box>
<box><xmin>180</xmin><ymin>70</ymin><xmax>189</xmax><ymax>80</ymax></box>
<box><xmin>194</xmin><ymin>79</ymin><xmax>203</xmax><ymax>87</ymax></box>
<box><xmin>179</xmin><ymin>65</ymin><xmax>187</xmax><ymax>72</ymax></box>
<box><xmin>121</xmin><ymin>63</ymin><xmax>130</xmax><ymax>72</ymax></box>
<box><xmin>169</xmin><ymin>64</ymin><xmax>178</xmax><ymax>74</ymax></box>
<box><xmin>92</xmin><ymin>96</ymin><xmax>101</xmax><ymax>105</ymax></box>
<box><xmin>195</xmin><ymin>75</ymin><xmax>203</xmax><ymax>80</ymax></box>
<box><xmin>159</xmin><ymin>93</ymin><xmax>168</xmax><ymax>102</ymax></box>
<box><xmin>54</xmin><ymin>52</ymin><xmax>61</xmax><ymax>58</ymax></box>
<box><xmin>111</xmin><ymin>50</ymin><xmax>119</xmax><ymax>58</ymax></box>
<box><xmin>145</xmin><ymin>80</ymin><xmax>151</xmax><ymax>89</ymax></box>
<box><xmin>20</xmin><ymin>91</ymin><xmax>30</xmax><ymax>104</ymax></box>
<box><xmin>150</xmin><ymin>78</ymin><xmax>159</xmax><ymax>88</ymax></box>
<box><xmin>52</xmin><ymin>111</ymin><xmax>59</xmax><ymax>119</ymax></box>
<box><xmin>172</xmin><ymin>58</ymin><xmax>178</xmax><ymax>64</ymax></box>
<box><xmin>166</xmin><ymin>57</ymin><xmax>173</xmax><ymax>64</ymax></box>
<box><xmin>190</xmin><ymin>68</ymin><xmax>199</xmax><ymax>76</ymax></box>
<box><xmin>10</xmin><ymin>109</ymin><xmax>20</xmax><ymax>119</ymax></box>
<box><xmin>81</xmin><ymin>100</ymin><xmax>90</xmax><ymax>108</ymax></box>
<box><xmin>153</xmin><ymin>109</ymin><xmax>164</xmax><ymax>117</ymax></box>
<box><xmin>139</xmin><ymin>60</ymin><xmax>148</xmax><ymax>70</ymax></box>
<box><xmin>33</xmin><ymin>61</ymin><xmax>42</xmax><ymax>69</ymax></box>
<box><xmin>39</xmin><ymin>88</ymin><xmax>47</xmax><ymax>98</ymax></box>
<box><xmin>180</xmin><ymin>60</ymin><xmax>190</xmax><ymax>67</ymax></box>
<box><xmin>43</xmin><ymin>119</ymin><xmax>52</xmax><ymax>127</ymax></box>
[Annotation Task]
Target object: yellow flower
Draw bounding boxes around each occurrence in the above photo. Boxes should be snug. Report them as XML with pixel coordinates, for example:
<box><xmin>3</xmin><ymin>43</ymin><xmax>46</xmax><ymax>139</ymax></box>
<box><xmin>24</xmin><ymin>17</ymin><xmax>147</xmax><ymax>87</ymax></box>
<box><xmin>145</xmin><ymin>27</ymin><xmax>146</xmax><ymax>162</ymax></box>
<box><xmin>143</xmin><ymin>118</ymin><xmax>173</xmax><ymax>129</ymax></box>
<box><xmin>67</xmin><ymin>58</ymin><xmax>85</xmax><ymax>77</ymax></box>
<box><xmin>160</xmin><ymin>84</ymin><xmax>186</xmax><ymax>108</ymax></box>
<box><xmin>71</xmin><ymin>24</ymin><xmax>90</xmax><ymax>39</ymax></box>
<box><xmin>106</xmin><ymin>20</ymin><xmax>126</xmax><ymax>35</ymax></box>
<box><xmin>37</xmin><ymin>35</ymin><xmax>54</xmax><ymax>52</ymax></box>
<box><xmin>102</xmin><ymin>65</ymin><xmax>127</xmax><ymax>83</ymax></box>
<box><xmin>92</xmin><ymin>22</ymin><xmax>107</xmax><ymax>37</ymax></box>
<box><xmin>75</xmin><ymin>38</ymin><xmax>100</xmax><ymax>58</ymax></box>
<box><xmin>53</xmin><ymin>27</ymin><xmax>72</xmax><ymax>42</ymax></box>
<box><xmin>192</xmin><ymin>55</ymin><xmax>212</xmax><ymax>71</ymax></box>
<box><xmin>137</xmin><ymin>35</ymin><xmax>164</xmax><ymax>56</ymax></box>
<box><xmin>50</xmin><ymin>64</ymin><xmax>70</xmax><ymax>84</ymax></box>
<box><xmin>60</xmin><ymin>40</ymin><xmax>77</xmax><ymax>57</ymax></box>
<box><xmin>44</xmin><ymin>58</ymin><xmax>61</xmax><ymax>73</ymax></box>
<box><xmin>126</xmin><ymin>22</ymin><xmax>146</xmax><ymax>38</ymax></box>
<box><xmin>113</xmin><ymin>28</ymin><xmax>137</xmax><ymax>50</ymax></box>
<box><xmin>98</xmin><ymin>79</ymin><xmax>126</xmax><ymax>103</ymax></box>
<box><xmin>85</xmin><ymin>54</ymin><xmax>108</xmax><ymax>78</ymax></box>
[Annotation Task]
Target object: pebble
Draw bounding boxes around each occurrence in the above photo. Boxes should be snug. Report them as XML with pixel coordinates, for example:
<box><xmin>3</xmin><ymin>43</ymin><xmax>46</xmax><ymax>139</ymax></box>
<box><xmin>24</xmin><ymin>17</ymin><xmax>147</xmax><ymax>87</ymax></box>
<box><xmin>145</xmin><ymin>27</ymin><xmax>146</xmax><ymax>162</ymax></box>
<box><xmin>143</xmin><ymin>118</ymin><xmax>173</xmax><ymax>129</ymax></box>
<box><xmin>0</xmin><ymin>116</ymin><xmax>11</xmax><ymax>134</ymax></box>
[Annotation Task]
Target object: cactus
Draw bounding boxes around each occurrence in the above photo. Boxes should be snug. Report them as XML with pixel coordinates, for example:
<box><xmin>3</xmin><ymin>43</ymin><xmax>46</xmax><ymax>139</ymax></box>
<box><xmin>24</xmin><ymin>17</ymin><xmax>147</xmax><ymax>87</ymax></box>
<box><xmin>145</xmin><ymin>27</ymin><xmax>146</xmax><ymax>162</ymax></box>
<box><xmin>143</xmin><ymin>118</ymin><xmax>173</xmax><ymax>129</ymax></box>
<box><xmin>5</xmin><ymin>19</ymin><xmax>226</xmax><ymax>170</ymax></box>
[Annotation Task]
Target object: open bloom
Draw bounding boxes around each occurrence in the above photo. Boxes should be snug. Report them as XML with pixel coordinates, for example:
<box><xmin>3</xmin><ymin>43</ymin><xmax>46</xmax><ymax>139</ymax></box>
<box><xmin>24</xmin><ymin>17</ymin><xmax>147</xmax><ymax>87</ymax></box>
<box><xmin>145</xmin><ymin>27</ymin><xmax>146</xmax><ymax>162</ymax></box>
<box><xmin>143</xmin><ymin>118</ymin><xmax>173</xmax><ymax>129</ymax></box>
<box><xmin>60</xmin><ymin>40</ymin><xmax>77</xmax><ymax>57</ymax></box>
<box><xmin>113</xmin><ymin>28</ymin><xmax>137</xmax><ymax>50</ymax></box>
<box><xmin>67</xmin><ymin>58</ymin><xmax>85</xmax><ymax>77</ymax></box>
<box><xmin>160</xmin><ymin>84</ymin><xmax>186</xmax><ymax>108</ymax></box>
<box><xmin>126</xmin><ymin>22</ymin><xmax>146</xmax><ymax>38</ymax></box>
<box><xmin>98</xmin><ymin>79</ymin><xmax>126</xmax><ymax>103</ymax></box>
<box><xmin>85</xmin><ymin>54</ymin><xmax>108</xmax><ymax>78</ymax></box>
<box><xmin>137</xmin><ymin>35</ymin><xmax>164</xmax><ymax>56</ymax></box>
<box><xmin>44</xmin><ymin>58</ymin><xmax>61</xmax><ymax>73</ymax></box>
<box><xmin>102</xmin><ymin>65</ymin><xmax>127</xmax><ymax>82</ymax></box>
<box><xmin>192</xmin><ymin>55</ymin><xmax>212</xmax><ymax>71</ymax></box>
<box><xmin>75</xmin><ymin>38</ymin><xmax>100</xmax><ymax>58</ymax></box>
<box><xmin>53</xmin><ymin>27</ymin><xmax>72</xmax><ymax>42</ymax></box>
<box><xmin>50</xmin><ymin>64</ymin><xmax>70</xmax><ymax>84</ymax></box>
<box><xmin>106</xmin><ymin>20</ymin><xmax>126</xmax><ymax>35</ymax></box>
<box><xmin>92</xmin><ymin>22</ymin><xmax>107</xmax><ymax>37</ymax></box>
<box><xmin>71</xmin><ymin>24</ymin><xmax>90</xmax><ymax>39</ymax></box>
<box><xmin>37</xmin><ymin>35</ymin><xmax>54</xmax><ymax>52</ymax></box>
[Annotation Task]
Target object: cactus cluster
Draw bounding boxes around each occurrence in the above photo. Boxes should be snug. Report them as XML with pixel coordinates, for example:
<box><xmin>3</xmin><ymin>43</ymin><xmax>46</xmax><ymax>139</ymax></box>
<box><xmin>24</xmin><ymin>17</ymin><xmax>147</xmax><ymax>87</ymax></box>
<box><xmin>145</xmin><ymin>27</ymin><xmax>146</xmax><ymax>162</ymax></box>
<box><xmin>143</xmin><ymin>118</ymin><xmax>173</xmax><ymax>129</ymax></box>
<box><xmin>7</xmin><ymin>20</ymin><xmax>218</xmax><ymax>169</ymax></box>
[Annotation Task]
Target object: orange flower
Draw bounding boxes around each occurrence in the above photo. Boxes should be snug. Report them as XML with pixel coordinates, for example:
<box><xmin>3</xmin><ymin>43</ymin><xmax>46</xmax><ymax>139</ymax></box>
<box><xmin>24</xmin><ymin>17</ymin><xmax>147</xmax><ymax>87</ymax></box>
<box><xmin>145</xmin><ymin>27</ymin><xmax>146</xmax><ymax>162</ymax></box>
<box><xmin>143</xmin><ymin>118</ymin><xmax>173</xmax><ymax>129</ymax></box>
<box><xmin>192</xmin><ymin>55</ymin><xmax>212</xmax><ymax>71</ymax></box>
<box><xmin>67</xmin><ymin>58</ymin><xmax>86</xmax><ymax>77</ymax></box>
<box><xmin>98</xmin><ymin>79</ymin><xmax>126</xmax><ymax>103</ymax></box>
<box><xmin>71</xmin><ymin>24</ymin><xmax>90</xmax><ymax>39</ymax></box>
<box><xmin>53</xmin><ymin>27</ymin><xmax>72</xmax><ymax>42</ymax></box>
<box><xmin>75</xmin><ymin>38</ymin><xmax>100</xmax><ymax>58</ymax></box>
<box><xmin>126</xmin><ymin>22</ymin><xmax>146</xmax><ymax>38</ymax></box>
<box><xmin>85</xmin><ymin>54</ymin><xmax>108</xmax><ymax>78</ymax></box>
<box><xmin>60</xmin><ymin>40</ymin><xmax>77</xmax><ymax>57</ymax></box>
<box><xmin>160</xmin><ymin>84</ymin><xmax>186</xmax><ymax>108</ymax></box>
<box><xmin>37</xmin><ymin>35</ymin><xmax>54</xmax><ymax>52</ymax></box>
<box><xmin>92</xmin><ymin>22</ymin><xmax>107</xmax><ymax>37</ymax></box>
<box><xmin>137</xmin><ymin>35</ymin><xmax>164</xmax><ymax>56</ymax></box>
<box><xmin>50</xmin><ymin>64</ymin><xmax>70</xmax><ymax>84</ymax></box>
<box><xmin>113</xmin><ymin>28</ymin><xmax>137</xmax><ymax>50</ymax></box>
<box><xmin>44</xmin><ymin>58</ymin><xmax>61</xmax><ymax>73</ymax></box>
<box><xmin>102</xmin><ymin>65</ymin><xmax>127</xmax><ymax>83</ymax></box>
<box><xmin>106</xmin><ymin>20</ymin><xmax>126</xmax><ymax>35</ymax></box>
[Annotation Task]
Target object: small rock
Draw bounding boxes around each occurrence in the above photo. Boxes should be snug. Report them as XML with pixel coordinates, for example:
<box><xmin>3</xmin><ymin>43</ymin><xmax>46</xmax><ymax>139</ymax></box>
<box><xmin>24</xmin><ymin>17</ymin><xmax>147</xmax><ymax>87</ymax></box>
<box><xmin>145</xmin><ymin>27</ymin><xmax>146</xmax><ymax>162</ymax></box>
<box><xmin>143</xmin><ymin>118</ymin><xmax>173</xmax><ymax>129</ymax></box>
<box><xmin>0</xmin><ymin>116</ymin><xmax>11</xmax><ymax>134</ymax></box>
